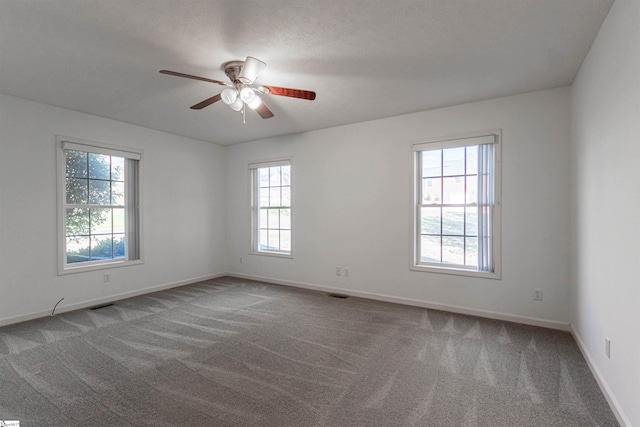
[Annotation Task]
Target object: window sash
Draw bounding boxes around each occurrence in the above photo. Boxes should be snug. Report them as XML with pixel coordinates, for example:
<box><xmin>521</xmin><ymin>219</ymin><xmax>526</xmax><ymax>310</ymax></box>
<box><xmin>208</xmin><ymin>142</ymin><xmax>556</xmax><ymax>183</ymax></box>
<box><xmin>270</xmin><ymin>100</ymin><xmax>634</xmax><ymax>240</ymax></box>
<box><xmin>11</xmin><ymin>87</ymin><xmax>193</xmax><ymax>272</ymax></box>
<box><xmin>415</xmin><ymin>141</ymin><xmax>495</xmax><ymax>273</ymax></box>
<box><xmin>251</xmin><ymin>160</ymin><xmax>292</xmax><ymax>256</ymax></box>
<box><xmin>58</xmin><ymin>137</ymin><xmax>141</xmax><ymax>272</ymax></box>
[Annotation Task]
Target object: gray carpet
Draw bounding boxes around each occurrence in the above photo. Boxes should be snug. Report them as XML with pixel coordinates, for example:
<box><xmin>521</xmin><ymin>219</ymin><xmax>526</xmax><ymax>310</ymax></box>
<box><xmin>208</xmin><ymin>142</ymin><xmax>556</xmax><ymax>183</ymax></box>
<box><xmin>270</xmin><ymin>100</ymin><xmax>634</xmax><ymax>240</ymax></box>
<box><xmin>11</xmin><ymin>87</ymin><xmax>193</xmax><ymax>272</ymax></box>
<box><xmin>0</xmin><ymin>277</ymin><xmax>618</xmax><ymax>426</ymax></box>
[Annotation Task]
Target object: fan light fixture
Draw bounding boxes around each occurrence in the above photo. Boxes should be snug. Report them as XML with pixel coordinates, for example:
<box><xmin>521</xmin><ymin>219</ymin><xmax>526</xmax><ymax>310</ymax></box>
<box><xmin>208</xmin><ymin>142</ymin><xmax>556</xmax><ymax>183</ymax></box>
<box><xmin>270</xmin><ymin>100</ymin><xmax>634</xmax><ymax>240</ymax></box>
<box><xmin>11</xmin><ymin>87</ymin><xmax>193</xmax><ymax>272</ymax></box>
<box><xmin>220</xmin><ymin>86</ymin><xmax>262</xmax><ymax>112</ymax></box>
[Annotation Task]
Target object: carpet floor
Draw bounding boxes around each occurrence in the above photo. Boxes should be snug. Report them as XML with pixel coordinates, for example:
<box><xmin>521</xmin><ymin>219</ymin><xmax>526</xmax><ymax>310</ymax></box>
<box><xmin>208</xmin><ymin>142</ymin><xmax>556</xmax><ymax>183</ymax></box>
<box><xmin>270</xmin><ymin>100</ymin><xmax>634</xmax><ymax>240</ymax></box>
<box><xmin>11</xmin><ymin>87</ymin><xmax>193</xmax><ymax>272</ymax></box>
<box><xmin>0</xmin><ymin>276</ymin><xmax>618</xmax><ymax>426</ymax></box>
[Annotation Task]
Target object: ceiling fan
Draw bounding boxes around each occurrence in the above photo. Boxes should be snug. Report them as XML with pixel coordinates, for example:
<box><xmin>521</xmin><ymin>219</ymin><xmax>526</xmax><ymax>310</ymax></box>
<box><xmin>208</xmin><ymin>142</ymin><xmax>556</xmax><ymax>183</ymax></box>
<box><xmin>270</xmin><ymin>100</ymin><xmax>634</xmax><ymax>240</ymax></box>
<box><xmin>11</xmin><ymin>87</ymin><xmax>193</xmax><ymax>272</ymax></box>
<box><xmin>160</xmin><ymin>56</ymin><xmax>316</xmax><ymax>122</ymax></box>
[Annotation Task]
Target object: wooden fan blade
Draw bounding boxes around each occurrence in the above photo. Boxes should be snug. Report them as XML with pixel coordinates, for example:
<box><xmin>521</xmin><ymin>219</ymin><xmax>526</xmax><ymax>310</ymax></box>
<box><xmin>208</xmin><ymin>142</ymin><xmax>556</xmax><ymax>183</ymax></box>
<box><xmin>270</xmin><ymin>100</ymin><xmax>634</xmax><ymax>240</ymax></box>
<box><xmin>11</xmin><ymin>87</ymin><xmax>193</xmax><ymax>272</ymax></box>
<box><xmin>260</xmin><ymin>85</ymin><xmax>316</xmax><ymax>100</ymax></box>
<box><xmin>190</xmin><ymin>94</ymin><xmax>222</xmax><ymax>110</ymax></box>
<box><xmin>254</xmin><ymin>103</ymin><xmax>275</xmax><ymax>119</ymax></box>
<box><xmin>159</xmin><ymin>70</ymin><xmax>228</xmax><ymax>86</ymax></box>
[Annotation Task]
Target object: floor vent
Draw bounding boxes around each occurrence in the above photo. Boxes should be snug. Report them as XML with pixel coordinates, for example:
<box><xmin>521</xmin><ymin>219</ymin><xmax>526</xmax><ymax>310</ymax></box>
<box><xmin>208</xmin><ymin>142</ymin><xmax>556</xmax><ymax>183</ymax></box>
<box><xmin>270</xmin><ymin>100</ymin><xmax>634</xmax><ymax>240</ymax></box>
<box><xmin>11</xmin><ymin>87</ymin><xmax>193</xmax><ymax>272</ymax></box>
<box><xmin>90</xmin><ymin>303</ymin><xmax>114</xmax><ymax>310</ymax></box>
<box><xmin>328</xmin><ymin>293</ymin><xmax>349</xmax><ymax>299</ymax></box>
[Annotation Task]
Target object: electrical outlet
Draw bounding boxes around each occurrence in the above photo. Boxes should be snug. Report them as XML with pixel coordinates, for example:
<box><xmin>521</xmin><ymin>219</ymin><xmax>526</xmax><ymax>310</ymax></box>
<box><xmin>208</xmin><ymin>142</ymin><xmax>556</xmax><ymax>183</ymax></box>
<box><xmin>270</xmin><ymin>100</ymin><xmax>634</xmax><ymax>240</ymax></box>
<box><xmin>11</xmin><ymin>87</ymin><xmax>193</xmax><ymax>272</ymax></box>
<box><xmin>344</xmin><ymin>267</ymin><xmax>350</xmax><ymax>277</ymax></box>
<box><xmin>605</xmin><ymin>338</ymin><xmax>611</xmax><ymax>358</ymax></box>
<box><xmin>534</xmin><ymin>289</ymin><xmax>543</xmax><ymax>301</ymax></box>
<box><xmin>103</xmin><ymin>273</ymin><xmax>110</xmax><ymax>283</ymax></box>
<box><xmin>336</xmin><ymin>266</ymin><xmax>342</xmax><ymax>276</ymax></box>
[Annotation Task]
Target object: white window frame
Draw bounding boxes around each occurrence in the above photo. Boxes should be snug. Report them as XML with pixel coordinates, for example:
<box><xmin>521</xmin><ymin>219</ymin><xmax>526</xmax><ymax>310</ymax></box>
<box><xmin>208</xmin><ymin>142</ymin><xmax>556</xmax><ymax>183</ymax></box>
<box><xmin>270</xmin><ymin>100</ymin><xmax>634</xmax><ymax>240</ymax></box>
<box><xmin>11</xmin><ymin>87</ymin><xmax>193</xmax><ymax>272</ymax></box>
<box><xmin>56</xmin><ymin>136</ymin><xmax>143</xmax><ymax>274</ymax></box>
<box><xmin>249</xmin><ymin>158</ymin><xmax>293</xmax><ymax>258</ymax></box>
<box><xmin>410</xmin><ymin>131</ymin><xmax>501</xmax><ymax>279</ymax></box>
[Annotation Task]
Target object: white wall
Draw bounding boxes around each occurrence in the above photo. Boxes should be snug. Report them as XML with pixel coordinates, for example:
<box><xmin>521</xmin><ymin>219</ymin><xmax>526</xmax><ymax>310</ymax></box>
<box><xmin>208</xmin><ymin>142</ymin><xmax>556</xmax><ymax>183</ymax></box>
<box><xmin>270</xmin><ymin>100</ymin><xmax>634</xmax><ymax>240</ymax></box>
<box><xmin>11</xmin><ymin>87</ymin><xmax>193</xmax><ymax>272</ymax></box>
<box><xmin>226</xmin><ymin>87</ymin><xmax>572</xmax><ymax>327</ymax></box>
<box><xmin>0</xmin><ymin>94</ymin><xmax>227</xmax><ymax>325</ymax></box>
<box><xmin>570</xmin><ymin>0</ymin><xmax>640</xmax><ymax>425</ymax></box>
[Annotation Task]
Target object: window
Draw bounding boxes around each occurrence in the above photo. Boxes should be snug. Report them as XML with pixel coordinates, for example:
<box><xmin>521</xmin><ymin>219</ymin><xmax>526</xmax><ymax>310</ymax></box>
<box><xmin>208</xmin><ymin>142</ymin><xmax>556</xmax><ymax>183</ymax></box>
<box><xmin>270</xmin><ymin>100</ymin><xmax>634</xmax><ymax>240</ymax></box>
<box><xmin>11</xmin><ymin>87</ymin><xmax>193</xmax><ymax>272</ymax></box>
<box><xmin>412</xmin><ymin>133</ymin><xmax>500</xmax><ymax>278</ymax></box>
<box><xmin>250</xmin><ymin>159</ymin><xmax>292</xmax><ymax>256</ymax></box>
<box><xmin>57</xmin><ymin>137</ymin><xmax>142</xmax><ymax>273</ymax></box>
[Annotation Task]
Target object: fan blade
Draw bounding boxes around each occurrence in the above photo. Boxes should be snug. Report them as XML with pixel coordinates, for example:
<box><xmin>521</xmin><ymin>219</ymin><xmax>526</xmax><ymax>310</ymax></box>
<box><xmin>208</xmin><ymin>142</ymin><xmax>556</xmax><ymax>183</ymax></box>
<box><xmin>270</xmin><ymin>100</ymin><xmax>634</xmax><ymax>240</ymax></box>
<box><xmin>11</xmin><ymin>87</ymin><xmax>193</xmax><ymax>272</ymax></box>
<box><xmin>260</xmin><ymin>85</ymin><xmax>316</xmax><ymax>100</ymax></box>
<box><xmin>190</xmin><ymin>94</ymin><xmax>222</xmax><ymax>109</ymax></box>
<box><xmin>159</xmin><ymin>70</ymin><xmax>228</xmax><ymax>86</ymax></box>
<box><xmin>238</xmin><ymin>56</ymin><xmax>266</xmax><ymax>84</ymax></box>
<box><xmin>254</xmin><ymin>103</ymin><xmax>275</xmax><ymax>119</ymax></box>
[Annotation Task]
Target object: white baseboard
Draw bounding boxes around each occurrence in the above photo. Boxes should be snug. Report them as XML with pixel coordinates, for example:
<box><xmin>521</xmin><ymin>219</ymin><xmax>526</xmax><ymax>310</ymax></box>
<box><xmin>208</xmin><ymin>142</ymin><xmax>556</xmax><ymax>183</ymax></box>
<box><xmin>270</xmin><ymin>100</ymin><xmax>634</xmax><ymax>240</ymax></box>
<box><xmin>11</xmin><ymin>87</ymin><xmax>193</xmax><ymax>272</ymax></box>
<box><xmin>227</xmin><ymin>272</ymin><xmax>571</xmax><ymax>331</ymax></box>
<box><xmin>0</xmin><ymin>270</ymin><xmax>571</xmax><ymax>332</ymax></box>
<box><xmin>571</xmin><ymin>326</ymin><xmax>632</xmax><ymax>427</ymax></box>
<box><xmin>0</xmin><ymin>272</ymin><xmax>227</xmax><ymax>328</ymax></box>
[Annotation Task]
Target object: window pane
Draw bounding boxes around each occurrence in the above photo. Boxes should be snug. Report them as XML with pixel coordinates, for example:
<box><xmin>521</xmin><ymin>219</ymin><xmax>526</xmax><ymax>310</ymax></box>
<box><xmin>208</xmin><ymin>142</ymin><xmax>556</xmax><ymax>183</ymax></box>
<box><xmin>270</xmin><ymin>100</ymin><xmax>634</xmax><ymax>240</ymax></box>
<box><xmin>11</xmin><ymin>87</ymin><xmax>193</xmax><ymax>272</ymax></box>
<box><xmin>259</xmin><ymin>188</ymin><xmax>269</xmax><ymax>207</ymax></box>
<box><xmin>269</xmin><ymin>167</ymin><xmax>281</xmax><ymax>186</ymax></box>
<box><xmin>442</xmin><ymin>236</ymin><xmax>464</xmax><ymax>264</ymax></box>
<box><xmin>113</xmin><ymin>208</ymin><xmax>125</xmax><ymax>233</ymax></box>
<box><xmin>66</xmin><ymin>208</ymin><xmax>89</xmax><ymax>236</ymax></box>
<box><xmin>421</xmin><ymin>150</ymin><xmax>441</xmax><ymax>178</ymax></box>
<box><xmin>67</xmin><ymin>236</ymin><xmax>90</xmax><ymax>263</ymax></box>
<box><xmin>88</xmin><ymin>153</ymin><xmax>111</xmax><ymax>179</ymax></box>
<box><xmin>91</xmin><ymin>234</ymin><xmax>113</xmax><ymax>260</ymax></box>
<box><xmin>111</xmin><ymin>181</ymin><xmax>125</xmax><ymax>205</ymax></box>
<box><xmin>465</xmin><ymin>175</ymin><xmax>477</xmax><ymax>204</ymax></box>
<box><xmin>421</xmin><ymin>235</ymin><xmax>441</xmax><ymax>263</ymax></box>
<box><xmin>269</xmin><ymin>187</ymin><xmax>281</xmax><ymax>207</ymax></box>
<box><xmin>66</xmin><ymin>151</ymin><xmax>88</xmax><ymax>178</ymax></box>
<box><xmin>268</xmin><ymin>230</ymin><xmax>280</xmax><ymax>250</ymax></box>
<box><xmin>259</xmin><ymin>209</ymin><xmax>268</xmax><ymax>228</ymax></box>
<box><xmin>66</xmin><ymin>178</ymin><xmax>88</xmax><ymax>204</ymax></box>
<box><xmin>443</xmin><ymin>177</ymin><xmax>465</xmax><ymax>204</ymax></box>
<box><xmin>113</xmin><ymin>234</ymin><xmax>126</xmax><ymax>258</ymax></box>
<box><xmin>465</xmin><ymin>207</ymin><xmax>478</xmax><ymax>236</ymax></box>
<box><xmin>420</xmin><ymin>207</ymin><xmax>441</xmax><ymax>235</ymax></box>
<box><xmin>280</xmin><ymin>230</ymin><xmax>291</xmax><ymax>251</ymax></box>
<box><xmin>259</xmin><ymin>229</ymin><xmax>268</xmax><ymax>250</ymax></box>
<box><xmin>89</xmin><ymin>179</ymin><xmax>111</xmax><ymax>205</ymax></box>
<box><xmin>111</xmin><ymin>156</ymin><xmax>125</xmax><ymax>181</ymax></box>
<box><xmin>90</xmin><ymin>208</ymin><xmax>112</xmax><ymax>234</ymax></box>
<box><xmin>466</xmin><ymin>146</ymin><xmax>478</xmax><ymax>175</ymax></box>
<box><xmin>422</xmin><ymin>177</ymin><xmax>441</xmax><ymax>204</ymax></box>
<box><xmin>259</xmin><ymin>169</ymin><xmax>270</xmax><ymax>187</ymax></box>
<box><xmin>465</xmin><ymin>237</ymin><xmax>478</xmax><ymax>266</ymax></box>
<box><xmin>281</xmin><ymin>166</ymin><xmax>291</xmax><ymax>185</ymax></box>
<box><xmin>442</xmin><ymin>207</ymin><xmax>464</xmax><ymax>235</ymax></box>
<box><xmin>443</xmin><ymin>147</ymin><xmax>465</xmax><ymax>176</ymax></box>
<box><xmin>281</xmin><ymin>187</ymin><xmax>291</xmax><ymax>207</ymax></box>
<box><xmin>267</xmin><ymin>209</ymin><xmax>280</xmax><ymax>229</ymax></box>
<box><xmin>280</xmin><ymin>208</ymin><xmax>291</xmax><ymax>230</ymax></box>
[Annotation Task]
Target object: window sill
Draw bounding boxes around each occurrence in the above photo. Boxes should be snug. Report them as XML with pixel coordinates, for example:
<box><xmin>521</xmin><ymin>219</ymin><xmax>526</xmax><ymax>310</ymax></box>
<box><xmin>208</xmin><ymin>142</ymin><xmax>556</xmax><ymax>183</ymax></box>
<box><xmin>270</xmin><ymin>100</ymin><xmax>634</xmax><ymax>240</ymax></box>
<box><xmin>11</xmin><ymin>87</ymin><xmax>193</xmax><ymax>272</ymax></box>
<box><xmin>410</xmin><ymin>264</ymin><xmax>501</xmax><ymax>280</ymax></box>
<box><xmin>58</xmin><ymin>259</ymin><xmax>143</xmax><ymax>275</ymax></box>
<box><xmin>249</xmin><ymin>251</ymin><xmax>293</xmax><ymax>259</ymax></box>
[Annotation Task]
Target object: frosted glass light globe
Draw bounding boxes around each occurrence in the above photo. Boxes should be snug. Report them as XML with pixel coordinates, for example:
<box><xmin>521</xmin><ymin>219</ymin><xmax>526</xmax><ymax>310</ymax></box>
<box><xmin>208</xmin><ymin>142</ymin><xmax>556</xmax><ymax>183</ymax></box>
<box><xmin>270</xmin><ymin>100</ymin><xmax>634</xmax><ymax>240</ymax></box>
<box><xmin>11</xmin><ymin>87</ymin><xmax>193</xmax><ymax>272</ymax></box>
<box><xmin>221</xmin><ymin>88</ymin><xmax>238</xmax><ymax>105</ymax></box>
<box><xmin>229</xmin><ymin>98</ymin><xmax>243</xmax><ymax>111</ymax></box>
<box><xmin>239</xmin><ymin>87</ymin><xmax>256</xmax><ymax>104</ymax></box>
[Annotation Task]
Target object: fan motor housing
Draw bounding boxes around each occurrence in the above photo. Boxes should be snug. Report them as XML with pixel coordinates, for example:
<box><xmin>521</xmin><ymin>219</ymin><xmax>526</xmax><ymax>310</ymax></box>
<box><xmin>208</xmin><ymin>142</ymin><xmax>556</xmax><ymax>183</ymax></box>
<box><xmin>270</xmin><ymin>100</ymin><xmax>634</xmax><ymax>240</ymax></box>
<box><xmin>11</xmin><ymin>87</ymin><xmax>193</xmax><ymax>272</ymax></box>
<box><xmin>221</xmin><ymin>61</ymin><xmax>245</xmax><ymax>83</ymax></box>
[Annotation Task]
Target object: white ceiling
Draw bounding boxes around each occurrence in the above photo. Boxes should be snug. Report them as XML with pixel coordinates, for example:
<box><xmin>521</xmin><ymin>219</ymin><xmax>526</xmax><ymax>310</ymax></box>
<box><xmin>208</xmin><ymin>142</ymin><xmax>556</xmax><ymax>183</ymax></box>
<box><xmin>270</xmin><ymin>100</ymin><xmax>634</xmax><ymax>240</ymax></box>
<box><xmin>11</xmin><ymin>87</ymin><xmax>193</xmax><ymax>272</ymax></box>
<box><xmin>0</xmin><ymin>0</ymin><xmax>613</xmax><ymax>146</ymax></box>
